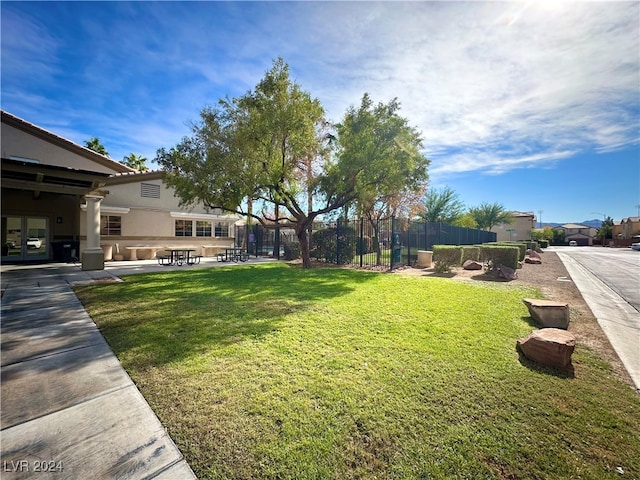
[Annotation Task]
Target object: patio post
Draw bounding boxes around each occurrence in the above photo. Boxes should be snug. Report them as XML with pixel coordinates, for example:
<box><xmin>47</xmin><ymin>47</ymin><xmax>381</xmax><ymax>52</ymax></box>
<box><xmin>82</xmin><ymin>193</ymin><xmax>105</xmax><ymax>270</ymax></box>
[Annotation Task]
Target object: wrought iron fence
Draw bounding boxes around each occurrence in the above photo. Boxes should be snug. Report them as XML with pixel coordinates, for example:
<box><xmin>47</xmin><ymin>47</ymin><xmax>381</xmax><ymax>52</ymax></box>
<box><xmin>238</xmin><ymin>218</ymin><xmax>496</xmax><ymax>269</ymax></box>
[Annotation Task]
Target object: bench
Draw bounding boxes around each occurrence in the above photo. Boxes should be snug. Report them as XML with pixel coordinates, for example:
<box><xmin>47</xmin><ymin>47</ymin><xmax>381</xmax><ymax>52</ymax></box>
<box><xmin>238</xmin><ymin>252</ymin><xmax>250</xmax><ymax>262</ymax></box>
<box><xmin>157</xmin><ymin>255</ymin><xmax>171</xmax><ymax>266</ymax></box>
<box><xmin>187</xmin><ymin>255</ymin><xmax>202</xmax><ymax>265</ymax></box>
<box><xmin>216</xmin><ymin>253</ymin><xmax>226</xmax><ymax>262</ymax></box>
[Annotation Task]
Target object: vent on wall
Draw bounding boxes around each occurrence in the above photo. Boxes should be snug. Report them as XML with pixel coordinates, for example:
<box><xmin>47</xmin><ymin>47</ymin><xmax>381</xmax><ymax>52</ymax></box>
<box><xmin>141</xmin><ymin>182</ymin><xmax>160</xmax><ymax>199</ymax></box>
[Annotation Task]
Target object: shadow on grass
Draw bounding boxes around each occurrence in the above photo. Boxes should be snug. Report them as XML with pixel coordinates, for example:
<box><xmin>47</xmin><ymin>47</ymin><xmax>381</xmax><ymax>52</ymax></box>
<box><xmin>75</xmin><ymin>263</ymin><xmax>378</xmax><ymax>368</ymax></box>
<box><xmin>516</xmin><ymin>349</ymin><xmax>576</xmax><ymax>379</ymax></box>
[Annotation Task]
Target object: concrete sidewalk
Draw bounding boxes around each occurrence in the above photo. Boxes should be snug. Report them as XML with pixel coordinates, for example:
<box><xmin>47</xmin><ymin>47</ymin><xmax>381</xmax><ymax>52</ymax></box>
<box><xmin>555</xmin><ymin>251</ymin><xmax>640</xmax><ymax>392</ymax></box>
<box><xmin>1</xmin><ymin>263</ymin><xmax>199</xmax><ymax>479</ymax></box>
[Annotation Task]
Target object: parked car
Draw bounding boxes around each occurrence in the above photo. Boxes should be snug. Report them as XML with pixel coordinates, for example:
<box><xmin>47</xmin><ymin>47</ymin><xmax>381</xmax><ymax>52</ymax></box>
<box><xmin>631</xmin><ymin>242</ymin><xmax>640</xmax><ymax>251</ymax></box>
<box><xmin>569</xmin><ymin>240</ymin><xmax>578</xmax><ymax>246</ymax></box>
<box><xmin>6</xmin><ymin>239</ymin><xmax>17</xmax><ymax>249</ymax></box>
<box><xmin>26</xmin><ymin>238</ymin><xmax>42</xmax><ymax>249</ymax></box>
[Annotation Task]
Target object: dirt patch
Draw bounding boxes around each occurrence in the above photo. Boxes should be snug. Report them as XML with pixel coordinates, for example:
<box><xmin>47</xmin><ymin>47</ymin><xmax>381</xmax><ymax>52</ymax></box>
<box><xmin>394</xmin><ymin>252</ymin><xmax>635</xmax><ymax>388</ymax></box>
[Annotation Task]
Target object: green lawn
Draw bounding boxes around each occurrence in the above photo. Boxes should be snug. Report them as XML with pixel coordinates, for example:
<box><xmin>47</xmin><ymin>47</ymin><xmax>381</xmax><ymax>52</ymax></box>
<box><xmin>75</xmin><ymin>263</ymin><xmax>640</xmax><ymax>479</ymax></box>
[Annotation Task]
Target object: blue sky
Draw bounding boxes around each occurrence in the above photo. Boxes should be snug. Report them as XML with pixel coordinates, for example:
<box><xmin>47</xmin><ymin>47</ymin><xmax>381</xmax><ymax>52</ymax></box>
<box><xmin>2</xmin><ymin>1</ymin><xmax>639</xmax><ymax>224</ymax></box>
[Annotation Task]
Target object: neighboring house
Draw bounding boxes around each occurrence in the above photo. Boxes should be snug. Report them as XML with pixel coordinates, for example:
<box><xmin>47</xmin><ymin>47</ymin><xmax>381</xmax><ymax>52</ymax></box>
<box><xmin>492</xmin><ymin>211</ymin><xmax>536</xmax><ymax>242</ymax></box>
<box><xmin>84</xmin><ymin>171</ymin><xmax>240</xmax><ymax>260</ymax></box>
<box><xmin>620</xmin><ymin>217</ymin><xmax>640</xmax><ymax>240</ymax></box>
<box><xmin>613</xmin><ymin>220</ymin><xmax>623</xmax><ymax>239</ymax></box>
<box><xmin>558</xmin><ymin>223</ymin><xmax>596</xmax><ymax>246</ymax></box>
<box><xmin>1</xmin><ymin>110</ymin><xmax>237</xmax><ymax>270</ymax></box>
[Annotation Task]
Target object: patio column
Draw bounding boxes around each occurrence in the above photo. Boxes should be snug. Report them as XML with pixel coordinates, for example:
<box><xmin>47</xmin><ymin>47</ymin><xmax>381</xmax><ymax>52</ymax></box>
<box><xmin>82</xmin><ymin>193</ymin><xmax>105</xmax><ymax>271</ymax></box>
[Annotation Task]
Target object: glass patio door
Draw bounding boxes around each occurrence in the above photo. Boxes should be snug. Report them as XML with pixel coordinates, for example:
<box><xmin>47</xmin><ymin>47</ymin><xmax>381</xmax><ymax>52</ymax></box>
<box><xmin>1</xmin><ymin>216</ymin><xmax>49</xmax><ymax>262</ymax></box>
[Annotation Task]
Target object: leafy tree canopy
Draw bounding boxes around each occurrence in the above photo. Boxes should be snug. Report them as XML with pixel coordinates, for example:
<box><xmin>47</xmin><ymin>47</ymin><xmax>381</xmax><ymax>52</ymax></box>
<box><xmin>156</xmin><ymin>59</ymin><xmax>429</xmax><ymax>268</ymax></box>
<box><xmin>597</xmin><ymin>216</ymin><xmax>614</xmax><ymax>239</ymax></box>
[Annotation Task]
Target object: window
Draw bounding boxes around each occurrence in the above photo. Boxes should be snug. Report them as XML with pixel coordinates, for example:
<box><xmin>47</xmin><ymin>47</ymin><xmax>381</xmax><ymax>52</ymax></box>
<box><xmin>196</xmin><ymin>221</ymin><xmax>212</xmax><ymax>237</ymax></box>
<box><xmin>101</xmin><ymin>215</ymin><xmax>121</xmax><ymax>236</ymax></box>
<box><xmin>141</xmin><ymin>183</ymin><xmax>161</xmax><ymax>199</ymax></box>
<box><xmin>175</xmin><ymin>219</ymin><xmax>192</xmax><ymax>237</ymax></box>
<box><xmin>215</xmin><ymin>222</ymin><xmax>229</xmax><ymax>237</ymax></box>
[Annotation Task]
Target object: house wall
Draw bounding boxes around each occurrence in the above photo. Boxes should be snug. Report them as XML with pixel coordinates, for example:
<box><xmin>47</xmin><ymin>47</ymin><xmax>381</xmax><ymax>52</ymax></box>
<box><xmin>78</xmin><ymin>179</ymin><xmax>240</xmax><ymax>260</ymax></box>
<box><xmin>493</xmin><ymin>214</ymin><xmax>535</xmax><ymax>242</ymax></box>
<box><xmin>2</xmin><ymin>188</ymin><xmax>81</xmax><ymax>241</ymax></box>
<box><xmin>1</xmin><ymin>123</ymin><xmax>116</xmax><ymax>174</ymax></box>
<box><xmin>621</xmin><ymin>217</ymin><xmax>640</xmax><ymax>239</ymax></box>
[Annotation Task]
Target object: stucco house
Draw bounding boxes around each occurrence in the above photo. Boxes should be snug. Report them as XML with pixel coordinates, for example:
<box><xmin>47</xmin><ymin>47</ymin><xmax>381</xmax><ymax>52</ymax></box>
<box><xmin>558</xmin><ymin>223</ymin><xmax>597</xmax><ymax>246</ymax></box>
<box><xmin>491</xmin><ymin>211</ymin><xmax>536</xmax><ymax>242</ymax></box>
<box><xmin>619</xmin><ymin>217</ymin><xmax>640</xmax><ymax>240</ymax></box>
<box><xmin>1</xmin><ymin>110</ymin><xmax>239</xmax><ymax>270</ymax></box>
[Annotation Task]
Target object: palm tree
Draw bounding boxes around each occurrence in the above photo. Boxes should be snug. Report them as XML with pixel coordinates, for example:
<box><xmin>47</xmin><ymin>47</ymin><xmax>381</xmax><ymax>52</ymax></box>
<box><xmin>122</xmin><ymin>153</ymin><xmax>149</xmax><ymax>172</ymax></box>
<box><xmin>468</xmin><ymin>202</ymin><xmax>513</xmax><ymax>230</ymax></box>
<box><xmin>419</xmin><ymin>187</ymin><xmax>465</xmax><ymax>223</ymax></box>
<box><xmin>84</xmin><ymin>137</ymin><xmax>109</xmax><ymax>157</ymax></box>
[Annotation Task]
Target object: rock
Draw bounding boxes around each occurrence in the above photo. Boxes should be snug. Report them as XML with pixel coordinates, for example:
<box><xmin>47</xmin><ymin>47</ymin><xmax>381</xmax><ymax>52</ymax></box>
<box><xmin>498</xmin><ymin>264</ymin><xmax>517</xmax><ymax>280</ymax></box>
<box><xmin>522</xmin><ymin>298</ymin><xmax>569</xmax><ymax>329</ymax></box>
<box><xmin>525</xmin><ymin>256</ymin><xmax>542</xmax><ymax>264</ymax></box>
<box><xmin>517</xmin><ymin>328</ymin><xmax>576</xmax><ymax>368</ymax></box>
<box><xmin>526</xmin><ymin>249</ymin><xmax>541</xmax><ymax>259</ymax></box>
<box><xmin>463</xmin><ymin>259</ymin><xmax>483</xmax><ymax>270</ymax></box>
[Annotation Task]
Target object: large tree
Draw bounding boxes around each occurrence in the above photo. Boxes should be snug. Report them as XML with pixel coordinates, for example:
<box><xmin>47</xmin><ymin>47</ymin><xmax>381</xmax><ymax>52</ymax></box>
<box><xmin>468</xmin><ymin>202</ymin><xmax>513</xmax><ymax>231</ymax></box>
<box><xmin>597</xmin><ymin>216</ymin><xmax>614</xmax><ymax>240</ymax></box>
<box><xmin>157</xmin><ymin>59</ymin><xmax>429</xmax><ymax>268</ymax></box>
<box><xmin>84</xmin><ymin>137</ymin><xmax>109</xmax><ymax>156</ymax></box>
<box><xmin>419</xmin><ymin>186</ymin><xmax>465</xmax><ymax>224</ymax></box>
<box><xmin>338</xmin><ymin>93</ymin><xmax>429</xmax><ymax>264</ymax></box>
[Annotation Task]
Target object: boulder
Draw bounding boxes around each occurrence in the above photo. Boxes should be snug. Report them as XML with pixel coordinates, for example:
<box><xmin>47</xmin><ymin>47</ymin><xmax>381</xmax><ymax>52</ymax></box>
<box><xmin>523</xmin><ymin>298</ymin><xmax>569</xmax><ymax>329</ymax></box>
<box><xmin>498</xmin><ymin>264</ymin><xmax>517</xmax><ymax>280</ymax></box>
<box><xmin>526</xmin><ymin>249</ymin><xmax>541</xmax><ymax>259</ymax></box>
<box><xmin>463</xmin><ymin>259</ymin><xmax>483</xmax><ymax>270</ymax></box>
<box><xmin>525</xmin><ymin>256</ymin><xmax>542</xmax><ymax>264</ymax></box>
<box><xmin>517</xmin><ymin>328</ymin><xmax>576</xmax><ymax>368</ymax></box>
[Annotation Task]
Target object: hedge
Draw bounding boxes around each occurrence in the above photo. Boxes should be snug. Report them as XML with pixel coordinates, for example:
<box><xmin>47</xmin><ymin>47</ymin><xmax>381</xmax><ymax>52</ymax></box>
<box><xmin>433</xmin><ymin>245</ymin><xmax>463</xmax><ymax>273</ymax></box>
<box><xmin>479</xmin><ymin>245</ymin><xmax>520</xmax><ymax>270</ymax></box>
<box><xmin>538</xmin><ymin>239</ymin><xmax>549</xmax><ymax>249</ymax></box>
<box><xmin>311</xmin><ymin>224</ymin><xmax>357</xmax><ymax>264</ymax></box>
<box><xmin>496</xmin><ymin>242</ymin><xmax>527</xmax><ymax>261</ymax></box>
<box><xmin>461</xmin><ymin>246</ymin><xmax>480</xmax><ymax>263</ymax></box>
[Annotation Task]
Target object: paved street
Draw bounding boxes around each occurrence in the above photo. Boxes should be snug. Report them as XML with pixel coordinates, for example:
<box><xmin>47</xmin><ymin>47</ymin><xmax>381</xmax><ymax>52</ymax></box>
<box><xmin>555</xmin><ymin>246</ymin><xmax>640</xmax><ymax>312</ymax></box>
<box><xmin>553</xmin><ymin>246</ymin><xmax>640</xmax><ymax>391</ymax></box>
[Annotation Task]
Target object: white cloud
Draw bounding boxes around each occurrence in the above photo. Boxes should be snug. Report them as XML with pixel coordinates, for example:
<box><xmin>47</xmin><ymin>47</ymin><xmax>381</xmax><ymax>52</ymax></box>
<box><xmin>2</xmin><ymin>1</ymin><xmax>638</xmax><ymax>178</ymax></box>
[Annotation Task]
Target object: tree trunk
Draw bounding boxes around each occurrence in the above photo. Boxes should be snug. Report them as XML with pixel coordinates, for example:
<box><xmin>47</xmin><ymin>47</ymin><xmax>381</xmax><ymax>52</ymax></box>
<box><xmin>297</xmin><ymin>228</ymin><xmax>312</xmax><ymax>268</ymax></box>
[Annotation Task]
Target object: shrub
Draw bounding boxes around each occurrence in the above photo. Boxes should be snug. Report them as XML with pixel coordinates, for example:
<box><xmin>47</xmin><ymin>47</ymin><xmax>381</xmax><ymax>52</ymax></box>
<box><xmin>497</xmin><ymin>242</ymin><xmax>526</xmax><ymax>261</ymax></box>
<box><xmin>311</xmin><ymin>224</ymin><xmax>357</xmax><ymax>264</ymax></box>
<box><xmin>357</xmin><ymin>235</ymin><xmax>373</xmax><ymax>255</ymax></box>
<box><xmin>480</xmin><ymin>245</ymin><xmax>519</xmax><ymax>270</ymax></box>
<box><xmin>461</xmin><ymin>246</ymin><xmax>480</xmax><ymax>263</ymax></box>
<box><xmin>282</xmin><ymin>241</ymin><xmax>301</xmax><ymax>260</ymax></box>
<box><xmin>539</xmin><ymin>239</ymin><xmax>549</xmax><ymax>249</ymax></box>
<box><xmin>433</xmin><ymin>245</ymin><xmax>463</xmax><ymax>273</ymax></box>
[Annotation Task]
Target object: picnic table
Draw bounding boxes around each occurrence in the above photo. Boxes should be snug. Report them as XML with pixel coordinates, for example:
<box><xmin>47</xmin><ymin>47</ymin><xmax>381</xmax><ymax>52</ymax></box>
<box><xmin>157</xmin><ymin>248</ymin><xmax>200</xmax><ymax>266</ymax></box>
<box><xmin>217</xmin><ymin>247</ymin><xmax>249</xmax><ymax>262</ymax></box>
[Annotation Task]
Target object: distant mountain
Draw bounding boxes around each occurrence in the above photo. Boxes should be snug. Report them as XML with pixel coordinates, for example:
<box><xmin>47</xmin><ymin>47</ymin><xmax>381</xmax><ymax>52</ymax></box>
<box><xmin>539</xmin><ymin>219</ymin><xmax>602</xmax><ymax>229</ymax></box>
<box><xmin>580</xmin><ymin>219</ymin><xmax>603</xmax><ymax>228</ymax></box>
